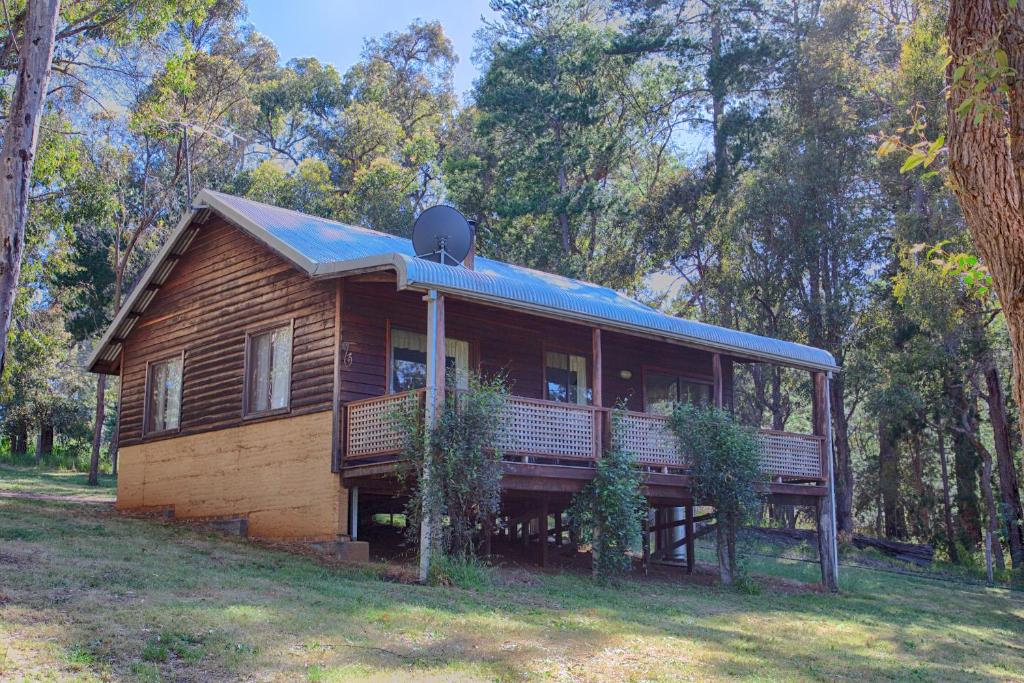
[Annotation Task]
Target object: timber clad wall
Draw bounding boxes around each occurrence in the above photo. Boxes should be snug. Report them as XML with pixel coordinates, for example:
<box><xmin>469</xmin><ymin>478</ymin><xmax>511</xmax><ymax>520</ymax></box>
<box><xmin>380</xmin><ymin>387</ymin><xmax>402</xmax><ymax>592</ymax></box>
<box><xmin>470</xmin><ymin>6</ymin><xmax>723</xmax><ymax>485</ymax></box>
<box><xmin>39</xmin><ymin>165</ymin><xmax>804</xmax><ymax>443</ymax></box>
<box><xmin>118</xmin><ymin>218</ymin><xmax>336</xmax><ymax>447</ymax></box>
<box><xmin>113</xmin><ymin>214</ymin><xmax>732</xmax><ymax>540</ymax></box>
<box><xmin>117</xmin><ymin>412</ymin><xmax>345</xmax><ymax>540</ymax></box>
<box><xmin>339</xmin><ymin>281</ymin><xmax>733</xmax><ymax>410</ymax></box>
<box><xmin>115</xmin><ymin>218</ymin><xmax>344</xmax><ymax>540</ymax></box>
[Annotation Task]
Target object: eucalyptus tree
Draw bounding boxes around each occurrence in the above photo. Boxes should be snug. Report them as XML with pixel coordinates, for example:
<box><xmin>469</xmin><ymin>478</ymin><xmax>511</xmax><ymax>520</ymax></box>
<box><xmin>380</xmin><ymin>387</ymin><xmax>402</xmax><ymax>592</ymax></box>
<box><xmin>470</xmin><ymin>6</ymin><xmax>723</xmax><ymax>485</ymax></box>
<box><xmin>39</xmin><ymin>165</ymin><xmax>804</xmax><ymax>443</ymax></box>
<box><xmin>0</xmin><ymin>0</ymin><xmax>217</xmax><ymax>382</ymax></box>
<box><xmin>51</xmin><ymin>0</ymin><xmax>277</xmax><ymax>483</ymax></box>
<box><xmin>450</xmin><ymin>0</ymin><xmax>688</xmax><ymax>281</ymax></box>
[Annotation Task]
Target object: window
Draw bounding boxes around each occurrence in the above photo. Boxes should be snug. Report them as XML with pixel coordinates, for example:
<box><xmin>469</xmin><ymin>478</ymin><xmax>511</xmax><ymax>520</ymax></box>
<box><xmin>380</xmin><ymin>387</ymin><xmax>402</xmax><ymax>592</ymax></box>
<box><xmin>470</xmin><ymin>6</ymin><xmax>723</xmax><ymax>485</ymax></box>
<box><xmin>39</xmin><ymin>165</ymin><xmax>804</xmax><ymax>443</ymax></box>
<box><xmin>245</xmin><ymin>323</ymin><xmax>293</xmax><ymax>415</ymax></box>
<box><xmin>644</xmin><ymin>371</ymin><xmax>711</xmax><ymax>415</ymax></box>
<box><xmin>145</xmin><ymin>355</ymin><xmax>183</xmax><ymax>434</ymax></box>
<box><xmin>545</xmin><ymin>351</ymin><xmax>590</xmax><ymax>405</ymax></box>
<box><xmin>390</xmin><ymin>328</ymin><xmax>470</xmax><ymax>392</ymax></box>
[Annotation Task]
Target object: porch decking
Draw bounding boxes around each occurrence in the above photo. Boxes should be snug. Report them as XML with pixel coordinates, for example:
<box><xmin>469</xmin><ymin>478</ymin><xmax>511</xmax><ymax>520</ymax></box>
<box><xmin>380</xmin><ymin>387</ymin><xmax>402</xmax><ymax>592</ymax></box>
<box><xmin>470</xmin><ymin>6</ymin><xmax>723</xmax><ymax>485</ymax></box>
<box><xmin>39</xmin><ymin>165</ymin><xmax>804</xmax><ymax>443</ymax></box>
<box><xmin>340</xmin><ymin>389</ymin><xmax>828</xmax><ymax>500</ymax></box>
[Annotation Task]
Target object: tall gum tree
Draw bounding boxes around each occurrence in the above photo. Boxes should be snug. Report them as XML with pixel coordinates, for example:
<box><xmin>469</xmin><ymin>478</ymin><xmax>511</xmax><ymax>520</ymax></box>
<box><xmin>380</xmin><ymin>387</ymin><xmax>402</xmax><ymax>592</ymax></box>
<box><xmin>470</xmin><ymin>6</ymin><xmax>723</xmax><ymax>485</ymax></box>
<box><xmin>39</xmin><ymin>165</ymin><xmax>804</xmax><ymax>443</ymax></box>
<box><xmin>0</xmin><ymin>0</ymin><xmax>60</xmax><ymax>378</ymax></box>
<box><xmin>945</xmin><ymin>0</ymin><xmax>1024</xmax><ymax>562</ymax></box>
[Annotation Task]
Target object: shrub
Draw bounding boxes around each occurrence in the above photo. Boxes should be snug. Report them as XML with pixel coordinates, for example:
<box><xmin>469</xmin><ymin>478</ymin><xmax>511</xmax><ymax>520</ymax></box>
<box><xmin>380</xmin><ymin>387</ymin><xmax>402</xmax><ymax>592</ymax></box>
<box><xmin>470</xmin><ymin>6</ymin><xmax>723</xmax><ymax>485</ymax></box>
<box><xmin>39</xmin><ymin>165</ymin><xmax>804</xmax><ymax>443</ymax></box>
<box><xmin>668</xmin><ymin>403</ymin><xmax>764</xmax><ymax>586</ymax></box>
<box><xmin>398</xmin><ymin>373</ymin><xmax>509</xmax><ymax>565</ymax></box>
<box><xmin>568</xmin><ymin>408</ymin><xmax>647</xmax><ymax>581</ymax></box>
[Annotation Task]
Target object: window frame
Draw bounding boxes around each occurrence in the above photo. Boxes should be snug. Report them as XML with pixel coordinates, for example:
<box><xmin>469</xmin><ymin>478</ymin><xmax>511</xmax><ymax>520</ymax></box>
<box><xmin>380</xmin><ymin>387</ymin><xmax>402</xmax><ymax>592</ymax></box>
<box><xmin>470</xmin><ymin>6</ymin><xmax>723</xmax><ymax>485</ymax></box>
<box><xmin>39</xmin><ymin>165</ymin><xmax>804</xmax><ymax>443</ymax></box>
<box><xmin>142</xmin><ymin>350</ymin><xmax>186</xmax><ymax>437</ymax></box>
<box><xmin>242</xmin><ymin>319</ymin><xmax>295</xmax><ymax>419</ymax></box>
<box><xmin>640</xmin><ymin>364</ymin><xmax>713</xmax><ymax>414</ymax></box>
<box><xmin>542</xmin><ymin>345</ymin><xmax>592</xmax><ymax>405</ymax></box>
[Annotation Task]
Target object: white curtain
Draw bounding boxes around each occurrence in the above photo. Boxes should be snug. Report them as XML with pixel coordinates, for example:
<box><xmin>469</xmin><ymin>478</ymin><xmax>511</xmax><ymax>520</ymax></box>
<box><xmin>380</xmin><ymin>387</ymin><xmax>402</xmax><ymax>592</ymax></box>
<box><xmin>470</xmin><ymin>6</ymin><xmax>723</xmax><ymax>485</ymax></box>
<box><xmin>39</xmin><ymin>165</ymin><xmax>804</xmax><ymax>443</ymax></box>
<box><xmin>446</xmin><ymin>338</ymin><xmax>470</xmax><ymax>390</ymax></box>
<box><xmin>270</xmin><ymin>326</ymin><xmax>292</xmax><ymax>409</ymax></box>
<box><xmin>249</xmin><ymin>326</ymin><xmax>291</xmax><ymax>412</ymax></box>
<box><xmin>568</xmin><ymin>353</ymin><xmax>588</xmax><ymax>405</ymax></box>
<box><xmin>392</xmin><ymin>328</ymin><xmax>427</xmax><ymax>354</ymax></box>
<box><xmin>149</xmin><ymin>356</ymin><xmax>182</xmax><ymax>431</ymax></box>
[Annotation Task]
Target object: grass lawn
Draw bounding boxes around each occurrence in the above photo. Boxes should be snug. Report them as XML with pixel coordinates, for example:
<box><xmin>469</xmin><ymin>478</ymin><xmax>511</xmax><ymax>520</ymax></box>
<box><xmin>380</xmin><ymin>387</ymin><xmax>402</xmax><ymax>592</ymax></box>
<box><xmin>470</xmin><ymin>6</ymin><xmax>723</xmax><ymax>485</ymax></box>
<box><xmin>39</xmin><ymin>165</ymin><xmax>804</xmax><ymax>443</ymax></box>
<box><xmin>0</xmin><ymin>465</ymin><xmax>116</xmax><ymax>501</ymax></box>
<box><xmin>0</xmin><ymin>476</ymin><xmax>1022</xmax><ymax>681</ymax></box>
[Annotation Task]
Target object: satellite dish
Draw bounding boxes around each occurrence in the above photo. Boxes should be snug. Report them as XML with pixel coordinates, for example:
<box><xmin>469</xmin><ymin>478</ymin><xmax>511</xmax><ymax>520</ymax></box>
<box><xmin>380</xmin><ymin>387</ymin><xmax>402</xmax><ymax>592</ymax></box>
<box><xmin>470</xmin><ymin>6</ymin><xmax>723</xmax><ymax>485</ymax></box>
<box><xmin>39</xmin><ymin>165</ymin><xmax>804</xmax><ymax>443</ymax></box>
<box><xmin>412</xmin><ymin>205</ymin><xmax>473</xmax><ymax>266</ymax></box>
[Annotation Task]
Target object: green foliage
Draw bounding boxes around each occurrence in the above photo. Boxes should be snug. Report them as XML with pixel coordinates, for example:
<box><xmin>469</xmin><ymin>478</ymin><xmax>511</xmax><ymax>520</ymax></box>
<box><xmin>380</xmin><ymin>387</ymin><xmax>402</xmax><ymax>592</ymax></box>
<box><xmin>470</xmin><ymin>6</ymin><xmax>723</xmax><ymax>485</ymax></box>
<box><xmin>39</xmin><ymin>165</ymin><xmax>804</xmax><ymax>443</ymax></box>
<box><xmin>670</xmin><ymin>405</ymin><xmax>763</xmax><ymax>526</ymax></box>
<box><xmin>669</xmin><ymin>404</ymin><xmax>763</xmax><ymax>583</ymax></box>
<box><xmin>427</xmin><ymin>554</ymin><xmax>492</xmax><ymax>590</ymax></box>
<box><xmin>568</xmin><ymin>408</ymin><xmax>647</xmax><ymax>580</ymax></box>
<box><xmin>398</xmin><ymin>374</ymin><xmax>509</xmax><ymax>561</ymax></box>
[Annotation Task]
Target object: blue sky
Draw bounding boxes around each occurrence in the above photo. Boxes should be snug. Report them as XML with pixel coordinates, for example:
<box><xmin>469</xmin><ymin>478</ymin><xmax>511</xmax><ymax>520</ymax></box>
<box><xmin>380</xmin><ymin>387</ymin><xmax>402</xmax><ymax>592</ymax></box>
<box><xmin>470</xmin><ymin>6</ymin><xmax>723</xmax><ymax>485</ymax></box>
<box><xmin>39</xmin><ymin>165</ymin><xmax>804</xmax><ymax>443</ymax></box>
<box><xmin>245</xmin><ymin>0</ymin><xmax>497</xmax><ymax>98</ymax></box>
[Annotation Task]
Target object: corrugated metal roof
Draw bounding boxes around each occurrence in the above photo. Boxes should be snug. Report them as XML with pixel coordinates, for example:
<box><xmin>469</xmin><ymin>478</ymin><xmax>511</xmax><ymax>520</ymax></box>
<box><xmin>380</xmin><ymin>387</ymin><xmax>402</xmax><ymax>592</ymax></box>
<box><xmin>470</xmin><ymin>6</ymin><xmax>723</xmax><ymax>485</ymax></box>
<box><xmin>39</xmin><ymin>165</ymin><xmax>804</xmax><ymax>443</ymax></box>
<box><xmin>88</xmin><ymin>189</ymin><xmax>837</xmax><ymax>373</ymax></box>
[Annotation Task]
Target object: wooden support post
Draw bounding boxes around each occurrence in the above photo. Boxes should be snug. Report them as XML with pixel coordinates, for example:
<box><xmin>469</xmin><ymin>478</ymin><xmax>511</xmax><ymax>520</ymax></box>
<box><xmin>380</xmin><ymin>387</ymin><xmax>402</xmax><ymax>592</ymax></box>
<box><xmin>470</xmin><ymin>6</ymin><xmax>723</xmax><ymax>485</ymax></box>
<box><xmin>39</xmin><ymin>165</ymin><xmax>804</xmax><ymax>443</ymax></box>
<box><xmin>712</xmin><ymin>353</ymin><xmax>724</xmax><ymax>409</ymax></box>
<box><xmin>418</xmin><ymin>290</ymin><xmax>445</xmax><ymax>584</ymax></box>
<box><xmin>659</xmin><ymin>508</ymin><xmax>668</xmax><ymax>556</ymax></box>
<box><xmin>641</xmin><ymin>513</ymin><xmax>650</xmax><ymax>576</ymax></box>
<box><xmin>813</xmin><ymin>371</ymin><xmax>839</xmax><ymax>592</ymax></box>
<box><xmin>539</xmin><ymin>500</ymin><xmax>549</xmax><ymax>567</ymax></box>
<box><xmin>522</xmin><ymin>520</ymin><xmax>530</xmax><ymax>550</ymax></box>
<box><xmin>592</xmin><ymin>328</ymin><xmax>604</xmax><ymax>457</ymax></box>
<box><xmin>685</xmin><ymin>502</ymin><xmax>695</xmax><ymax>575</ymax></box>
<box><xmin>554</xmin><ymin>510</ymin><xmax>563</xmax><ymax>546</ymax></box>
<box><xmin>483</xmin><ymin>517</ymin><xmax>492</xmax><ymax>558</ymax></box>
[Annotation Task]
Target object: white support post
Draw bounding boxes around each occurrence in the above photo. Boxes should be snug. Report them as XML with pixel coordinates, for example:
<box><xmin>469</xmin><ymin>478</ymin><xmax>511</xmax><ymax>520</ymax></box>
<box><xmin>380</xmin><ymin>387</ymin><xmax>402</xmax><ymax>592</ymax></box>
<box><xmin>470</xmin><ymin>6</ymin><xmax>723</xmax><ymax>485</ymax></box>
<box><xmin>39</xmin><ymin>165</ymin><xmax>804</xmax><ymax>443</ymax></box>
<box><xmin>419</xmin><ymin>289</ymin><xmax>445</xmax><ymax>584</ymax></box>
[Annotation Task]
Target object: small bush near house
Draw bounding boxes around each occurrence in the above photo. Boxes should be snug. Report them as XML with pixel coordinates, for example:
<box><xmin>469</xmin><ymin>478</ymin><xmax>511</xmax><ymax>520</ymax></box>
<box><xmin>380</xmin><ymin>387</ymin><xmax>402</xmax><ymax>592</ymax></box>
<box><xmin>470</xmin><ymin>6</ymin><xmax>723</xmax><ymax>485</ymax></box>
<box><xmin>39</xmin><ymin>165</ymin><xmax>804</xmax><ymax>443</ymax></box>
<box><xmin>398</xmin><ymin>373</ymin><xmax>509</xmax><ymax>568</ymax></box>
<box><xmin>568</xmin><ymin>408</ymin><xmax>647</xmax><ymax>581</ymax></box>
<box><xmin>669</xmin><ymin>404</ymin><xmax>764</xmax><ymax>586</ymax></box>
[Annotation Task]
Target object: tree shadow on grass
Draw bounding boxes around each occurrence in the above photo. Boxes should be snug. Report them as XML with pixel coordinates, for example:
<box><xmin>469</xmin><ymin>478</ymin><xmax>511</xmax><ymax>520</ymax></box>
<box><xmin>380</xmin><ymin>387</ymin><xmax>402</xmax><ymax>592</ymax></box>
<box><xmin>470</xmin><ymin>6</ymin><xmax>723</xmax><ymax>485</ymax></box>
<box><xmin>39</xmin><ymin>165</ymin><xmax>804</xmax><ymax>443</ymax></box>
<box><xmin>3</xmin><ymin>499</ymin><xmax>1023</xmax><ymax>682</ymax></box>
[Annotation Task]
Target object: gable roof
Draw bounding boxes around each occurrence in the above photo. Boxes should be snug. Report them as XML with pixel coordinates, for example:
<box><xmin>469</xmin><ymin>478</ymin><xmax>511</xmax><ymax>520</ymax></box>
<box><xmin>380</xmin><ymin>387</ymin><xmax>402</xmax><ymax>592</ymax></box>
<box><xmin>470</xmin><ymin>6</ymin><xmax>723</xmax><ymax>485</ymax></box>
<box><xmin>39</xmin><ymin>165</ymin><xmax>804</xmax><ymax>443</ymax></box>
<box><xmin>87</xmin><ymin>189</ymin><xmax>837</xmax><ymax>373</ymax></box>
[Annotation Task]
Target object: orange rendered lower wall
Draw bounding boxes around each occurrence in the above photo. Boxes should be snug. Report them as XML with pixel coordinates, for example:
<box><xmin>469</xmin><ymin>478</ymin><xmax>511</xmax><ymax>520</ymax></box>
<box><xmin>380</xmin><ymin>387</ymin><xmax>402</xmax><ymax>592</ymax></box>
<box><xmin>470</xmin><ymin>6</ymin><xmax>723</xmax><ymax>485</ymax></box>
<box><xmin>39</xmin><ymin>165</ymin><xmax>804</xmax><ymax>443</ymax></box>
<box><xmin>116</xmin><ymin>411</ymin><xmax>346</xmax><ymax>540</ymax></box>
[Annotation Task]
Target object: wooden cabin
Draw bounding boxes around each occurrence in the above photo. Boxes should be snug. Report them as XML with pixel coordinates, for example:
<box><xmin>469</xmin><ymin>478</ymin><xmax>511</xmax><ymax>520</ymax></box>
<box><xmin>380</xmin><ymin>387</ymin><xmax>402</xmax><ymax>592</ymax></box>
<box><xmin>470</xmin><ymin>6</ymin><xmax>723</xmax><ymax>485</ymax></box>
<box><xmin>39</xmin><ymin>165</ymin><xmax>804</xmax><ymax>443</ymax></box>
<box><xmin>88</xmin><ymin>190</ymin><xmax>839</xmax><ymax>587</ymax></box>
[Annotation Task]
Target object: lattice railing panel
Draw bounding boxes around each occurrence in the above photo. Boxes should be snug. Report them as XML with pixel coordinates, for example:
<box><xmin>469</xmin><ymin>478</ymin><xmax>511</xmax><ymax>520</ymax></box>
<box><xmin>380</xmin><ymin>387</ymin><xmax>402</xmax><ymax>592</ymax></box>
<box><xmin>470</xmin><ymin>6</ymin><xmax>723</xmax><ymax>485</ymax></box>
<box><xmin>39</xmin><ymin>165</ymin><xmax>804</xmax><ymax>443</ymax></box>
<box><xmin>496</xmin><ymin>397</ymin><xmax>596</xmax><ymax>459</ymax></box>
<box><xmin>619</xmin><ymin>413</ymin><xmax>684</xmax><ymax>467</ymax></box>
<box><xmin>757</xmin><ymin>431</ymin><xmax>824</xmax><ymax>479</ymax></box>
<box><xmin>346</xmin><ymin>391</ymin><xmax>422</xmax><ymax>459</ymax></box>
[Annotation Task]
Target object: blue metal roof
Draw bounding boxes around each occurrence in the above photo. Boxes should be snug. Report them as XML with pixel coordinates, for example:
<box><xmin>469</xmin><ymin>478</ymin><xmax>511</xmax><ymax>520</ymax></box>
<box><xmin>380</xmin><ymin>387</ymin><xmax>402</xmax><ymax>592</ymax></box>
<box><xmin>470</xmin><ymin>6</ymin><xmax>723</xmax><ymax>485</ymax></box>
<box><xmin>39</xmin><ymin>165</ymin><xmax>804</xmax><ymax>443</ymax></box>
<box><xmin>88</xmin><ymin>190</ymin><xmax>837</xmax><ymax>372</ymax></box>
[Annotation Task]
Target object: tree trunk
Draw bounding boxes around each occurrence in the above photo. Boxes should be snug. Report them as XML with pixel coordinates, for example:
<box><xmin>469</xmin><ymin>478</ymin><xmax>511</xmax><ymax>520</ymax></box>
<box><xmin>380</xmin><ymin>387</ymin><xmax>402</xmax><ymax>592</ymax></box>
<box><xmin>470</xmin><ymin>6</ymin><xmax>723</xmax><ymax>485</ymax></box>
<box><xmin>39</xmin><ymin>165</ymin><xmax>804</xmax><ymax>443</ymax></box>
<box><xmin>908</xmin><ymin>435</ymin><xmax>931</xmax><ymax>539</ymax></box>
<box><xmin>38</xmin><ymin>422</ymin><xmax>53</xmax><ymax>456</ymax></box>
<box><xmin>88</xmin><ymin>374</ymin><xmax>106</xmax><ymax>486</ymax></box>
<box><xmin>716</xmin><ymin>518</ymin><xmax>733</xmax><ymax>586</ymax></box>
<box><xmin>948</xmin><ymin>377</ymin><xmax>983</xmax><ymax>548</ymax></box>
<box><xmin>937</xmin><ymin>426</ymin><xmax>959</xmax><ymax>563</ymax></box>
<box><xmin>946</xmin><ymin>3</ymin><xmax>1024</xmax><ymax>563</ymax></box>
<box><xmin>977</xmin><ymin>438</ymin><xmax>1006</xmax><ymax>571</ymax></box>
<box><xmin>830</xmin><ymin>375</ymin><xmax>854</xmax><ymax>536</ymax></box>
<box><xmin>983</xmin><ymin>363</ymin><xmax>1024</xmax><ymax>569</ymax></box>
<box><xmin>878</xmin><ymin>420</ymin><xmax>903</xmax><ymax>539</ymax></box>
<box><xmin>0</xmin><ymin>0</ymin><xmax>61</xmax><ymax>377</ymax></box>
<box><xmin>709</xmin><ymin>0</ymin><xmax>728</xmax><ymax>190</ymax></box>
<box><xmin>11</xmin><ymin>423</ymin><xmax>27</xmax><ymax>456</ymax></box>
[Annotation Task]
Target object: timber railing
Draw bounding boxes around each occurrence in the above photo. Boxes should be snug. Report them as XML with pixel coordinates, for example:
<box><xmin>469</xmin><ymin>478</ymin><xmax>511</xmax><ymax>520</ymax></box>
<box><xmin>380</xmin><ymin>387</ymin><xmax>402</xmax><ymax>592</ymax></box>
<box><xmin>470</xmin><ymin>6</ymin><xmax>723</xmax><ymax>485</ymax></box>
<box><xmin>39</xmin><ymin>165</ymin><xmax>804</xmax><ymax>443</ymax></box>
<box><xmin>342</xmin><ymin>391</ymin><xmax>826</xmax><ymax>481</ymax></box>
<box><xmin>343</xmin><ymin>389</ymin><xmax>425</xmax><ymax>462</ymax></box>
